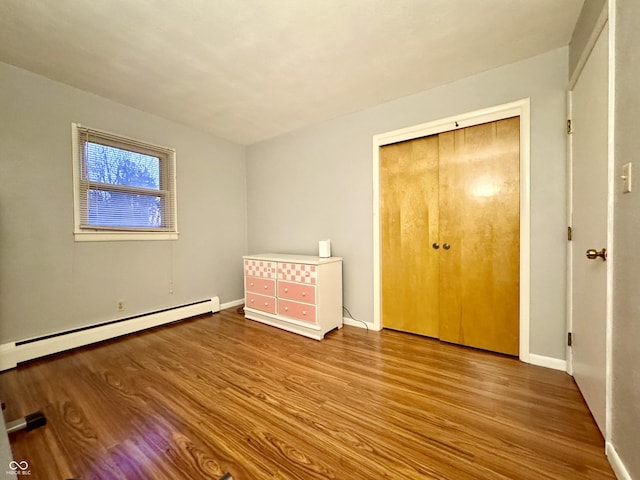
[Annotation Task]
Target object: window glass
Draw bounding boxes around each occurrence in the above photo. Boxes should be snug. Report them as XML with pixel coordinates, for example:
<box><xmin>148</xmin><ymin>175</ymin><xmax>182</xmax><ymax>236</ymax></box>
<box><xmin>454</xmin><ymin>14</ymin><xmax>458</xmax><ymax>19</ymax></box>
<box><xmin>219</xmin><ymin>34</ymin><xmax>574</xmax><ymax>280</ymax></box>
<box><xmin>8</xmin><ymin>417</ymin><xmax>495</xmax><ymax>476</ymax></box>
<box><xmin>85</xmin><ymin>142</ymin><xmax>160</xmax><ymax>189</ymax></box>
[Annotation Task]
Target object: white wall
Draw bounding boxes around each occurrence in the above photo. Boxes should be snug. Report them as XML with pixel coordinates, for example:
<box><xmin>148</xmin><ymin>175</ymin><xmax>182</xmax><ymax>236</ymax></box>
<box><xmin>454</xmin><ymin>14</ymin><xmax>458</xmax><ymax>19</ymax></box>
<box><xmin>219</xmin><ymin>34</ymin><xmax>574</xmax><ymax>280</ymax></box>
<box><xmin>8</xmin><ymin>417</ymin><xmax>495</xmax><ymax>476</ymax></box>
<box><xmin>247</xmin><ymin>47</ymin><xmax>569</xmax><ymax>360</ymax></box>
<box><xmin>0</xmin><ymin>62</ymin><xmax>247</xmax><ymax>344</ymax></box>
<box><xmin>612</xmin><ymin>0</ymin><xmax>640</xmax><ymax>476</ymax></box>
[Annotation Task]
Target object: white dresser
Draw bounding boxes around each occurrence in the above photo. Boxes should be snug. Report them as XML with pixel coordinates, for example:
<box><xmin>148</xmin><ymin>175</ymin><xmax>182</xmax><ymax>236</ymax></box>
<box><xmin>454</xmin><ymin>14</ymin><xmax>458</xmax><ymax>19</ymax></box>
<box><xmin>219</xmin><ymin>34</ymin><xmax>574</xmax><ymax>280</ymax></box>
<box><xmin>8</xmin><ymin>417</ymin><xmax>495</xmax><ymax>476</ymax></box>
<box><xmin>242</xmin><ymin>254</ymin><xmax>343</xmax><ymax>340</ymax></box>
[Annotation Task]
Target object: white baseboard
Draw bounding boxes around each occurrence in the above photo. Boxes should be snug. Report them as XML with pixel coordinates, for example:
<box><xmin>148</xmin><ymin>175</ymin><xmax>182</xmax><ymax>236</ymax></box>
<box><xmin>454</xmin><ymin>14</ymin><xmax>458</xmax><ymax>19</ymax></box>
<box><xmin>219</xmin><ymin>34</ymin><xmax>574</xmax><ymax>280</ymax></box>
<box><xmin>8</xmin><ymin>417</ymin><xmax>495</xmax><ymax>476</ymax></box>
<box><xmin>343</xmin><ymin>317</ymin><xmax>366</xmax><ymax>329</ymax></box>
<box><xmin>0</xmin><ymin>343</ymin><xmax>16</xmax><ymax>371</ymax></box>
<box><xmin>221</xmin><ymin>298</ymin><xmax>244</xmax><ymax>310</ymax></box>
<box><xmin>528</xmin><ymin>354</ymin><xmax>567</xmax><ymax>371</ymax></box>
<box><xmin>342</xmin><ymin>317</ymin><xmax>380</xmax><ymax>330</ymax></box>
<box><xmin>606</xmin><ymin>442</ymin><xmax>632</xmax><ymax>480</ymax></box>
<box><xmin>0</xmin><ymin>297</ymin><xmax>220</xmax><ymax>372</ymax></box>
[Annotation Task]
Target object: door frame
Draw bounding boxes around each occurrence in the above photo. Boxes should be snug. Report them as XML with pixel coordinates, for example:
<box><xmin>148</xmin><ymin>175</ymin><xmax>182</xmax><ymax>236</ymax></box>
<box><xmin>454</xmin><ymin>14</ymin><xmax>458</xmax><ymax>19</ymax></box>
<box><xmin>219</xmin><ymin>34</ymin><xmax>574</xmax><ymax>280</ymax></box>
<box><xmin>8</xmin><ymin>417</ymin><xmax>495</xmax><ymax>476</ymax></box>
<box><xmin>372</xmin><ymin>98</ymin><xmax>531</xmax><ymax>363</ymax></box>
<box><xmin>566</xmin><ymin>2</ymin><xmax>614</xmax><ymax>442</ymax></box>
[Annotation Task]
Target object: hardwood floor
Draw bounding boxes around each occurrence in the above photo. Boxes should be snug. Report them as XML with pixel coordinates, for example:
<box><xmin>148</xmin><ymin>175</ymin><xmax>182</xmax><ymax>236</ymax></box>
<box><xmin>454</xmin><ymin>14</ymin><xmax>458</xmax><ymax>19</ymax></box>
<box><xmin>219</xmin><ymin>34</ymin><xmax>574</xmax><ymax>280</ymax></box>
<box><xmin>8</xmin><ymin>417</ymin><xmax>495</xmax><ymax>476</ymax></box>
<box><xmin>0</xmin><ymin>308</ymin><xmax>614</xmax><ymax>479</ymax></box>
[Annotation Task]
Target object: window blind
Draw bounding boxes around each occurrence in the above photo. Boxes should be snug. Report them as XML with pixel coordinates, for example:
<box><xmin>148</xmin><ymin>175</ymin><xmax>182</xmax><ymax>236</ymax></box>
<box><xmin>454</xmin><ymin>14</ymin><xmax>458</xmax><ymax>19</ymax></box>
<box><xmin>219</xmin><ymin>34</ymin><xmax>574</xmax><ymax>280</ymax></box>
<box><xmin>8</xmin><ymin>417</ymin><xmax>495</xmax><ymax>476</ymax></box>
<box><xmin>74</xmin><ymin>125</ymin><xmax>177</xmax><ymax>233</ymax></box>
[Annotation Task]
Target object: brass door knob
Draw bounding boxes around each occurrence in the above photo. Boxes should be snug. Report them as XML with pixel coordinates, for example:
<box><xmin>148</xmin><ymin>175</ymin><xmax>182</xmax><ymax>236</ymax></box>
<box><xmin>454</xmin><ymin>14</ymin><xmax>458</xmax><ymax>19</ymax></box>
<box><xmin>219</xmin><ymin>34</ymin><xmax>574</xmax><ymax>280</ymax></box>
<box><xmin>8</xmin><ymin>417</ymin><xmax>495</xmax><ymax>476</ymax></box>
<box><xmin>443</xmin><ymin>243</ymin><xmax>451</xmax><ymax>250</ymax></box>
<box><xmin>586</xmin><ymin>248</ymin><xmax>607</xmax><ymax>261</ymax></box>
<box><xmin>432</xmin><ymin>243</ymin><xmax>440</xmax><ymax>250</ymax></box>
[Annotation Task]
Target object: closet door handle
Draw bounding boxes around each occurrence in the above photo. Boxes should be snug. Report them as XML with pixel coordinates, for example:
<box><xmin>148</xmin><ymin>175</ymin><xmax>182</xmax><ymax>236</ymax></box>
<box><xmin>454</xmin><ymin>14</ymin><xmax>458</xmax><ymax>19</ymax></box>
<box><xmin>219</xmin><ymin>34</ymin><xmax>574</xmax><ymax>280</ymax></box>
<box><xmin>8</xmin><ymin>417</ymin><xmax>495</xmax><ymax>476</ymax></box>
<box><xmin>432</xmin><ymin>243</ymin><xmax>440</xmax><ymax>250</ymax></box>
<box><xmin>443</xmin><ymin>243</ymin><xmax>451</xmax><ymax>250</ymax></box>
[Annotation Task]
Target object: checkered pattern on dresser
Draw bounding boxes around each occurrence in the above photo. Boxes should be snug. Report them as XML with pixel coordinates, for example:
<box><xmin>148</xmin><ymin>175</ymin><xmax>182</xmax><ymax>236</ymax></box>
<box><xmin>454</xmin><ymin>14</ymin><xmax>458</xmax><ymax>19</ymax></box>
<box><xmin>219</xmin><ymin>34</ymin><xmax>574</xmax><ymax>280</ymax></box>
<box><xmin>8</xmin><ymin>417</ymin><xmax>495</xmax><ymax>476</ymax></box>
<box><xmin>244</xmin><ymin>260</ymin><xmax>277</xmax><ymax>279</ymax></box>
<box><xmin>278</xmin><ymin>263</ymin><xmax>317</xmax><ymax>285</ymax></box>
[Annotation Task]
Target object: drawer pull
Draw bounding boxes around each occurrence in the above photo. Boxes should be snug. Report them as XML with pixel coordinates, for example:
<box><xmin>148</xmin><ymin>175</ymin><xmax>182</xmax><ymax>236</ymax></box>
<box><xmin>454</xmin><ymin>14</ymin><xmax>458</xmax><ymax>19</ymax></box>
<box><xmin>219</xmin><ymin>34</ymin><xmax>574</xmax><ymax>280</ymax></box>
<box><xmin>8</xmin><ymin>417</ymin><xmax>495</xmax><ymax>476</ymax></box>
<box><xmin>284</xmin><ymin>306</ymin><xmax>289</xmax><ymax>311</ymax></box>
<box><xmin>302</xmin><ymin>311</ymin><xmax>307</xmax><ymax>315</ymax></box>
<box><xmin>264</xmin><ymin>285</ymin><xmax>268</xmax><ymax>289</ymax></box>
<box><xmin>250</xmin><ymin>282</ymin><xmax>254</xmax><ymax>287</ymax></box>
<box><xmin>302</xmin><ymin>292</ymin><xmax>306</xmax><ymax>296</ymax></box>
<box><xmin>284</xmin><ymin>288</ymin><xmax>289</xmax><ymax>292</ymax></box>
<box><xmin>305</xmin><ymin>272</ymin><xmax>310</xmax><ymax>277</ymax></box>
<box><xmin>250</xmin><ymin>299</ymin><xmax>254</xmax><ymax>303</ymax></box>
<box><xmin>264</xmin><ymin>302</ymin><xmax>269</xmax><ymax>306</ymax></box>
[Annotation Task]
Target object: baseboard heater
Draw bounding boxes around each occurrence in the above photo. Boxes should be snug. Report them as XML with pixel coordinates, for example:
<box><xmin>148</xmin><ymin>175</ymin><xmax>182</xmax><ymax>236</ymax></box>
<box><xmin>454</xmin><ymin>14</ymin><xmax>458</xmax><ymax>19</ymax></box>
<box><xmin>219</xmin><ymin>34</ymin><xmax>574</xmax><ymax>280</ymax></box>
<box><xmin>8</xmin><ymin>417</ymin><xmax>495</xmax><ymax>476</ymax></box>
<box><xmin>0</xmin><ymin>297</ymin><xmax>220</xmax><ymax>371</ymax></box>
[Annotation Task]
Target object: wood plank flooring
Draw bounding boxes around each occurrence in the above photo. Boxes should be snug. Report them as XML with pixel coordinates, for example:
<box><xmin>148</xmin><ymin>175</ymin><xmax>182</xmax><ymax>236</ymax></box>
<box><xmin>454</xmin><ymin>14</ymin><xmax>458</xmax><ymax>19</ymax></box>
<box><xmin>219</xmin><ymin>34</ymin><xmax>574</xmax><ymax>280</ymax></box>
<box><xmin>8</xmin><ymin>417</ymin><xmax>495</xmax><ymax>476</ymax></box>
<box><xmin>0</xmin><ymin>308</ymin><xmax>614</xmax><ymax>479</ymax></box>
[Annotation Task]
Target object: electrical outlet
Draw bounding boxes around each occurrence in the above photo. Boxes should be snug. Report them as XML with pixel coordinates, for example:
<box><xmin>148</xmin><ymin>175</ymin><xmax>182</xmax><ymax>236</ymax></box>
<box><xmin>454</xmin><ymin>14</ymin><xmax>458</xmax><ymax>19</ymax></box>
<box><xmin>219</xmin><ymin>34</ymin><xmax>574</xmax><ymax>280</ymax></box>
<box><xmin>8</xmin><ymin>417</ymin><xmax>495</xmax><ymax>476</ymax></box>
<box><xmin>116</xmin><ymin>300</ymin><xmax>125</xmax><ymax>312</ymax></box>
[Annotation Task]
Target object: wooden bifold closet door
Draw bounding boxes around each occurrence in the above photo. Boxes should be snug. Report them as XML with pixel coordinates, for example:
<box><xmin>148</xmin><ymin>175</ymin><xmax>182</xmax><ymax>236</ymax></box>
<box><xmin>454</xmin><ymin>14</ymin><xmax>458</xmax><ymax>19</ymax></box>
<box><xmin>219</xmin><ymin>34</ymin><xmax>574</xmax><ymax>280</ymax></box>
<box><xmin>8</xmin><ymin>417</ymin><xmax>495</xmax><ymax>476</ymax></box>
<box><xmin>380</xmin><ymin>117</ymin><xmax>520</xmax><ymax>356</ymax></box>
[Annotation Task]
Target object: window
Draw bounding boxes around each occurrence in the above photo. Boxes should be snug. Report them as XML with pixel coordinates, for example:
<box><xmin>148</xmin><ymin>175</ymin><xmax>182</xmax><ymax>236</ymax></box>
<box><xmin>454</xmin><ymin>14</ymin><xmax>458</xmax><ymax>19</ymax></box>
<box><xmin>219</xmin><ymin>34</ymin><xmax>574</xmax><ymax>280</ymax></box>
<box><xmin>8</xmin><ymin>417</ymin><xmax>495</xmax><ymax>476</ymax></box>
<box><xmin>72</xmin><ymin>123</ymin><xmax>178</xmax><ymax>241</ymax></box>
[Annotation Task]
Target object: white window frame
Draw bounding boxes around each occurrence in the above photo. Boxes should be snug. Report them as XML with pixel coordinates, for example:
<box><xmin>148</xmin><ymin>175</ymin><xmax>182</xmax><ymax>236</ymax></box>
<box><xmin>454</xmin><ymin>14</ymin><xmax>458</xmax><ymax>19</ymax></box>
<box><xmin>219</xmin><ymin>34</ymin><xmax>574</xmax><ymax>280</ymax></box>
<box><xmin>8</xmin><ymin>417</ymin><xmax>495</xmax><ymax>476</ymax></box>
<box><xmin>71</xmin><ymin>123</ymin><xmax>179</xmax><ymax>242</ymax></box>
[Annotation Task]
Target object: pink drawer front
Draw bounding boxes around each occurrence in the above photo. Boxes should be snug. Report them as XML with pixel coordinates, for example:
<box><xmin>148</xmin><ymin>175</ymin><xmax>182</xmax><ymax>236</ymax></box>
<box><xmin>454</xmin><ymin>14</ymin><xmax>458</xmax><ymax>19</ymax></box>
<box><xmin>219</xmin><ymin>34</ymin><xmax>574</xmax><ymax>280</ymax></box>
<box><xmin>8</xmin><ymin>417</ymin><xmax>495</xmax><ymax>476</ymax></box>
<box><xmin>278</xmin><ymin>299</ymin><xmax>317</xmax><ymax>324</ymax></box>
<box><xmin>244</xmin><ymin>259</ymin><xmax>277</xmax><ymax>279</ymax></box>
<box><xmin>246</xmin><ymin>292</ymin><xmax>277</xmax><ymax>314</ymax></box>
<box><xmin>278</xmin><ymin>280</ymin><xmax>316</xmax><ymax>304</ymax></box>
<box><xmin>278</xmin><ymin>262</ymin><xmax>317</xmax><ymax>285</ymax></box>
<box><xmin>246</xmin><ymin>276</ymin><xmax>276</xmax><ymax>296</ymax></box>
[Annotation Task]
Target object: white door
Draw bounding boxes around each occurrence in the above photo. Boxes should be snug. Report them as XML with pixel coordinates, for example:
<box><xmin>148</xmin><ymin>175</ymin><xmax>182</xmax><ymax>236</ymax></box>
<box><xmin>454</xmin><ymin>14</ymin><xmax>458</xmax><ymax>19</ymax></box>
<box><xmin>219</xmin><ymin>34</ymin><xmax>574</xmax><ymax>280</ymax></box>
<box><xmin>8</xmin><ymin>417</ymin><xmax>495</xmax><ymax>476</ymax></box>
<box><xmin>570</xmin><ymin>23</ymin><xmax>609</xmax><ymax>436</ymax></box>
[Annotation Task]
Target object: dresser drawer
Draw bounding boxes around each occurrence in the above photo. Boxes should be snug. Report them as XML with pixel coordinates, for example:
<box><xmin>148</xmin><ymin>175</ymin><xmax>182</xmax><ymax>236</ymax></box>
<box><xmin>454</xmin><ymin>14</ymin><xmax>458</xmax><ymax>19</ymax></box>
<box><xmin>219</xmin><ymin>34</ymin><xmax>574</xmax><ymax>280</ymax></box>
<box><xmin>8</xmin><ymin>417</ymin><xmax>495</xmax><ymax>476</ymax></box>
<box><xmin>278</xmin><ymin>299</ymin><xmax>317</xmax><ymax>323</ymax></box>
<box><xmin>246</xmin><ymin>292</ymin><xmax>277</xmax><ymax>314</ymax></box>
<box><xmin>278</xmin><ymin>280</ymin><xmax>316</xmax><ymax>304</ymax></box>
<box><xmin>246</xmin><ymin>276</ymin><xmax>276</xmax><ymax>296</ymax></box>
<box><xmin>278</xmin><ymin>262</ymin><xmax>317</xmax><ymax>285</ymax></box>
<box><xmin>244</xmin><ymin>259</ymin><xmax>277</xmax><ymax>279</ymax></box>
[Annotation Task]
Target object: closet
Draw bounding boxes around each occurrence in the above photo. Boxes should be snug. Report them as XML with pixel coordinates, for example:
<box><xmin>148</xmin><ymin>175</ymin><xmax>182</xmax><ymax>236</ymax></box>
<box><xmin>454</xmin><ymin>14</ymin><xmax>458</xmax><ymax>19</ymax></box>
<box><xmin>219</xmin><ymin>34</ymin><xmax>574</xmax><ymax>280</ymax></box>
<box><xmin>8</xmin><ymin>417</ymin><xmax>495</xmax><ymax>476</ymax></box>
<box><xmin>380</xmin><ymin>117</ymin><xmax>520</xmax><ymax>356</ymax></box>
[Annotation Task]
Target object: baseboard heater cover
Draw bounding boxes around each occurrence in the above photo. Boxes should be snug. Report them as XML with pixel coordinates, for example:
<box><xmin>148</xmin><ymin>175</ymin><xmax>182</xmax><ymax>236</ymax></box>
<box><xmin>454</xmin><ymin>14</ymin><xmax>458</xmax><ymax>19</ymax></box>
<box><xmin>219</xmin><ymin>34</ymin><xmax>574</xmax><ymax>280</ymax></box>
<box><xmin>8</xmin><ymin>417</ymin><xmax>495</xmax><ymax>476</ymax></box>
<box><xmin>0</xmin><ymin>297</ymin><xmax>220</xmax><ymax>371</ymax></box>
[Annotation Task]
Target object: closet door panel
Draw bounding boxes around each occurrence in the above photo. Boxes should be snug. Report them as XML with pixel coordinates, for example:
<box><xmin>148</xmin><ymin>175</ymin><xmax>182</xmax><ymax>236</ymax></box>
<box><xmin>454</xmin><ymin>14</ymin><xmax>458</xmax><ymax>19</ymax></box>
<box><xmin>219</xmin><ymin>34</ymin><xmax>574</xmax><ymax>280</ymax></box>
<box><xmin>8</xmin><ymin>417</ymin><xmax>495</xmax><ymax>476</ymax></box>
<box><xmin>380</xmin><ymin>136</ymin><xmax>440</xmax><ymax>337</ymax></box>
<box><xmin>438</xmin><ymin>118</ymin><xmax>520</xmax><ymax>355</ymax></box>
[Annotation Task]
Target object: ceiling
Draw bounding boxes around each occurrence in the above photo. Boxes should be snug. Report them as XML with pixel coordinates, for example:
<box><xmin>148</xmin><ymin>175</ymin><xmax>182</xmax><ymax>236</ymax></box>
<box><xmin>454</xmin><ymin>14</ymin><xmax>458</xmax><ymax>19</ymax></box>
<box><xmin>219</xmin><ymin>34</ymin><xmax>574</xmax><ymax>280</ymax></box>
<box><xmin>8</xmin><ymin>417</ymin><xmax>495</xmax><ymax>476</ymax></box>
<box><xmin>0</xmin><ymin>0</ymin><xmax>583</xmax><ymax>145</ymax></box>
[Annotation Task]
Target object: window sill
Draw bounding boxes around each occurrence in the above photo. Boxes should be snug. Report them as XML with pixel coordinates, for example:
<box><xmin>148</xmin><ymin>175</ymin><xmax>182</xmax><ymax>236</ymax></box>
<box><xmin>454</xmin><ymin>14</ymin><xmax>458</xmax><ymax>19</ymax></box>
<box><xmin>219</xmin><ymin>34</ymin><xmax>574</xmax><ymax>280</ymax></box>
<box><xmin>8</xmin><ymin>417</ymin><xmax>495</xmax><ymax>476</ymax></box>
<box><xmin>74</xmin><ymin>231</ymin><xmax>179</xmax><ymax>242</ymax></box>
